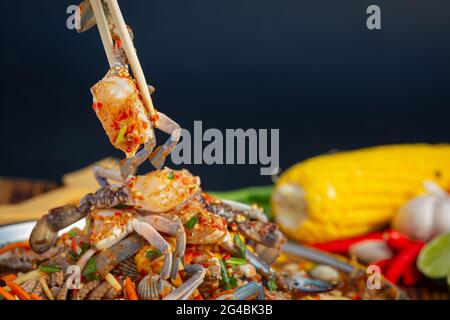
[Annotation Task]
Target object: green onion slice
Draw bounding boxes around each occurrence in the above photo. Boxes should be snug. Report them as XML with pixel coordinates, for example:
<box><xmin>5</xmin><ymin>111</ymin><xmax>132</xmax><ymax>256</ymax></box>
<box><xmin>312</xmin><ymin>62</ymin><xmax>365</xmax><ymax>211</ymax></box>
<box><xmin>219</xmin><ymin>260</ymin><xmax>231</xmax><ymax>290</ymax></box>
<box><xmin>185</xmin><ymin>216</ymin><xmax>199</xmax><ymax>230</ymax></box>
<box><xmin>146</xmin><ymin>249</ymin><xmax>162</xmax><ymax>261</ymax></box>
<box><xmin>39</xmin><ymin>265</ymin><xmax>62</xmax><ymax>273</ymax></box>
<box><xmin>233</xmin><ymin>233</ymin><xmax>247</xmax><ymax>258</ymax></box>
<box><xmin>115</xmin><ymin>125</ymin><xmax>127</xmax><ymax>144</ymax></box>
<box><xmin>226</xmin><ymin>257</ymin><xmax>247</xmax><ymax>266</ymax></box>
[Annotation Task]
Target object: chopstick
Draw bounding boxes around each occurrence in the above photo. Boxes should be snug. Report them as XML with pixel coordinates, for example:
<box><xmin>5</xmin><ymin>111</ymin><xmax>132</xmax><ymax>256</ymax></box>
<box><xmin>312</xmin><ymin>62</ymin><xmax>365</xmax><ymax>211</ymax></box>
<box><xmin>89</xmin><ymin>0</ymin><xmax>115</xmax><ymax>67</ymax></box>
<box><xmin>105</xmin><ymin>0</ymin><xmax>157</xmax><ymax>118</ymax></box>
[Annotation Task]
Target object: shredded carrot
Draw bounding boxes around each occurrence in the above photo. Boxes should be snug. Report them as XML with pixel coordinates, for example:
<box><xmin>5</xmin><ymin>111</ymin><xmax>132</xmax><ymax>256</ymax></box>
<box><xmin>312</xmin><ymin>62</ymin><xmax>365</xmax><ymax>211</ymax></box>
<box><xmin>0</xmin><ymin>241</ymin><xmax>29</xmax><ymax>255</ymax></box>
<box><xmin>6</xmin><ymin>281</ymin><xmax>31</xmax><ymax>300</ymax></box>
<box><xmin>1</xmin><ymin>274</ymin><xmax>17</xmax><ymax>282</ymax></box>
<box><xmin>0</xmin><ymin>287</ymin><xmax>15</xmax><ymax>300</ymax></box>
<box><xmin>31</xmin><ymin>293</ymin><xmax>43</xmax><ymax>300</ymax></box>
<box><xmin>211</xmin><ymin>289</ymin><xmax>235</xmax><ymax>300</ymax></box>
<box><xmin>124</xmin><ymin>277</ymin><xmax>138</xmax><ymax>300</ymax></box>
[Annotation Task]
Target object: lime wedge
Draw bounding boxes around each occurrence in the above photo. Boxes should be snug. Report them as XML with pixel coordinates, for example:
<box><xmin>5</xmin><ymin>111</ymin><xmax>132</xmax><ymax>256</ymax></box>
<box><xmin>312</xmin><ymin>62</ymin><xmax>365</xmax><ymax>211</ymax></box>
<box><xmin>417</xmin><ymin>233</ymin><xmax>450</xmax><ymax>279</ymax></box>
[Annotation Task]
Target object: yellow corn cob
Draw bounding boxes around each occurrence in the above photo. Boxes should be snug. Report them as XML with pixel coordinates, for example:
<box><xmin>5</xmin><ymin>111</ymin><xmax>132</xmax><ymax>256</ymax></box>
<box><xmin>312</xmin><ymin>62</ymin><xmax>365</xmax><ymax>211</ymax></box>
<box><xmin>272</xmin><ymin>144</ymin><xmax>450</xmax><ymax>243</ymax></box>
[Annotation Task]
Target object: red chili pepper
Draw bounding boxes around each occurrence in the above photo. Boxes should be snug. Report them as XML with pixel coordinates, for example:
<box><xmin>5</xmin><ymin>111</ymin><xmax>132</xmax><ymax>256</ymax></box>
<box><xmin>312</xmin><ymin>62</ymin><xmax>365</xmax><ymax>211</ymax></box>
<box><xmin>373</xmin><ymin>258</ymin><xmax>393</xmax><ymax>273</ymax></box>
<box><xmin>401</xmin><ymin>264</ymin><xmax>422</xmax><ymax>286</ymax></box>
<box><xmin>71</xmin><ymin>239</ymin><xmax>77</xmax><ymax>253</ymax></box>
<box><xmin>385</xmin><ymin>241</ymin><xmax>425</xmax><ymax>284</ymax></box>
<box><xmin>384</xmin><ymin>230</ymin><xmax>413</xmax><ymax>252</ymax></box>
<box><xmin>311</xmin><ymin>231</ymin><xmax>385</xmax><ymax>254</ymax></box>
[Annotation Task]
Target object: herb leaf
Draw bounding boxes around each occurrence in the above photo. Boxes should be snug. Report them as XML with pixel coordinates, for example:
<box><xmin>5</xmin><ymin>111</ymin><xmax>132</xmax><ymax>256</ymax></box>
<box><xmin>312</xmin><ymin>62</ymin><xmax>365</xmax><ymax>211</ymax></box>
<box><xmin>82</xmin><ymin>257</ymin><xmax>98</xmax><ymax>281</ymax></box>
<box><xmin>229</xmin><ymin>275</ymin><xmax>238</xmax><ymax>289</ymax></box>
<box><xmin>167</xmin><ymin>171</ymin><xmax>174</xmax><ymax>180</ymax></box>
<box><xmin>185</xmin><ymin>216</ymin><xmax>199</xmax><ymax>230</ymax></box>
<box><xmin>80</xmin><ymin>243</ymin><xmax>91</xmax><ymax>254</ymax></box>
<box><xmin>146</xmin><ymin>249</ymin><xmax>162</xmax><ymax>261</ymax></box>
<box><xmin>233</xmin><ymin>233</ymin><xmax>247</xmax><ymax>258</ymax></box>
<box><xmin>267</xmin><ymin>278</ymin><xmax>277</xmax><ymax>292</ymax></box>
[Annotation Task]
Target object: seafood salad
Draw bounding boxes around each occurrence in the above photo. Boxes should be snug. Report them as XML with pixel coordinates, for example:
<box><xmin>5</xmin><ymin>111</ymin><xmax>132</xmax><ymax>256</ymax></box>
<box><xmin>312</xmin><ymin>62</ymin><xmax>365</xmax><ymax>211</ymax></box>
<box><xmin>0</xmin><ymin>168</ymin><xmax>321</xmax><ymax>300</ymax></box>
<box><xmin>0</xmin><ymin>167</ymin><xmax>400</xmax><ymax>300</ymax></box>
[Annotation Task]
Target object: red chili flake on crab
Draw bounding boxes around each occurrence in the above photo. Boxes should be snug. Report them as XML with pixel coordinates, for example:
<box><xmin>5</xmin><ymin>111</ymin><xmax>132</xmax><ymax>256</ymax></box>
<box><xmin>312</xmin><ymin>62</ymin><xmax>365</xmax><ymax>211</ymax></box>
<box><xmin>198</xmin><ymin>215</ymin><xmax>207</xmax><ymax>224</ymax></box>
<box><xmin>115</xmin><ymin>211</ymin><xmax>122</xmax><ymax>217</ymax></box>
<box><xmin>117</xmin><ymin>110</ymin><xmax>129</xmax><ymax>121</ymax></box>
<box><xmin>127</xmin><ymin>124</ymin><xmax>136</xmax><ymax>134</ymax></box>
<box><xmin>71</xmin><ymin>240</ymin><xmax>77</xmax><ymax>252</ymax></box>
<box><xmin>150</xmin><ymin>114</ymin><xmax>160</xmax><ymax>123</ymax></box>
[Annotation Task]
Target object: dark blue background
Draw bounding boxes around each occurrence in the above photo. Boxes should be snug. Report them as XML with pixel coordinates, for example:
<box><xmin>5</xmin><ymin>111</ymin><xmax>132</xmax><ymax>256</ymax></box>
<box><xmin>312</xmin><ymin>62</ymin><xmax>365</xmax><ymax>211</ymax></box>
<box><xmin>1</xmin><ymin>0</ymin><xmax>449</xmax><ymax>190</ymax></box>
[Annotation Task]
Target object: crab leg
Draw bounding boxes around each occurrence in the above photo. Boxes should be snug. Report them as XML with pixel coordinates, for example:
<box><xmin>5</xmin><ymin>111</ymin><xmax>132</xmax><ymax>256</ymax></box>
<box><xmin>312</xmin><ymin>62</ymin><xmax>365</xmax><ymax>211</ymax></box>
<box><xmin>149</xmin><ymin>112</ymin><xmax>181</xmax><ymax>170</ymax></box>
<box><xmin>238</xmin><ymin>221</ymin><xmax>285</xmax><ymax>248</ymax></box>
<box><xmin>93</xmin><ymin>165</ymin><xmax>124</xmax><ymax>187</ymax></box>
<box><xmin>244</xmin><ymin>249</ymin><xmax>273</xmax><ymax>279</ymax></box>
<box><xmin>163</xmin><ymin>264</ymin><xmax>206</xmax><ymax>300</ymax></box>
<box><xmin>76</xmin><ymin>0</ymin><xmax>98</xmax><ymax>33</ymax></box>
<box><xmin>95</xmin><ymin>234</ymin><xmax>142</xmax><ymax>277</ymax></box>
<box><xmin>253</xmin><ymin>243</ymin><xmax>280</xmax><ymax>265</ymax></box>
<box><xmin>278</xmin><ymin>274</ymin><xmax>336</xmax><ymax>293</ymax></box>
<box><xmin>130</xmin><ymin>219</ymin><xmax>172</xmax><ymax>281</ymax></box>
<box><xmin>220</xmin><ymin>233</ymin><xmax>273</xmax><ymax>279</ymax></box>
<box><xmin>119</xmin><ymin>137</ymin><xmax>156</xmax><ymax>179</ymax></box>
<box><xmin>215</xmin><ymin>281</ymin><xmax>265</xmax><ymax>300</ymax></box>
<box><xmin>138</xmin><ymin>214</ymin><xmax>185</xmax><ymax>279</ymax></box>
<box><xmin>30</xmin><ymin>186</ymin><xmax>129</xmax><ymax>253</ymax></box>
<box><xmin>206</xmin><ymin>199</ymin><xmax>268</xmax><ymax>223</ymax></box>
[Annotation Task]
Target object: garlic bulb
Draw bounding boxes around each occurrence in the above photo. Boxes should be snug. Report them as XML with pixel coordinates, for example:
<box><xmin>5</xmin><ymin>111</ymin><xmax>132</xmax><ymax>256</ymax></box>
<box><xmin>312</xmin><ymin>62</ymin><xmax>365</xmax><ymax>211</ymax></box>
<box><xmin>349</xmin><ymin>240</ymin><xmax>393</xmax><ymax>264</ymax></box>
<box><xmin>392</xmin><ymin>181</ymin><xmax>450</xmax><ymax>240</ymax></box>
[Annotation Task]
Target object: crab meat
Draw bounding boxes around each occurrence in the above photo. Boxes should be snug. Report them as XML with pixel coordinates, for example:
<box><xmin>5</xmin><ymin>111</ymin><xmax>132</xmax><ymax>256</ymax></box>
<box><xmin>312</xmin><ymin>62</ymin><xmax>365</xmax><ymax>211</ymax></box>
<box><xmin>91</xmin><ymin>67</ymin><xmax>151</xmax><ymax>157</ymax></box>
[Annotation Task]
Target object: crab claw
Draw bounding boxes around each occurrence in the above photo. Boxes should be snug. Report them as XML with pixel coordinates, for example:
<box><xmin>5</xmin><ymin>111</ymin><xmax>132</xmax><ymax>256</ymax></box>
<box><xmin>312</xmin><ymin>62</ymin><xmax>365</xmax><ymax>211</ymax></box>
<box><xmin>277</xmin><ymin>272</ymin><xmax>336</xmax><ymax>293</ymax></box>
<box><xmin>215</xmin><ymin>281</ymin><xmax>265</xmax><ymax>300</ymax></box>
<box><xmin>95</xmin><ymin>234</ymin><xmax>143</xmax><ymax>277</ymax></box>
<box><xmin>163</xmin><ymin>264</ymin><xmax>206</xmax><ymax>300</ymax></box>
<box><xmin>30</xmin><ymin>204</ymin><xmax>88</xmax><ymax>254</ymax></box>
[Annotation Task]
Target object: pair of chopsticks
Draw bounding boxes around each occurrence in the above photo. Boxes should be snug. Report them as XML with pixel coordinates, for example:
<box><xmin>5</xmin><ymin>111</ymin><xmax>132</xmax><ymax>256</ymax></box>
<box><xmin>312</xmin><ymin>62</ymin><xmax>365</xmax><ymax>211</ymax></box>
<box><xmin>89</xmin><ymin>0</ymin><xmax>157</xmax><ymax>118</ymax></box>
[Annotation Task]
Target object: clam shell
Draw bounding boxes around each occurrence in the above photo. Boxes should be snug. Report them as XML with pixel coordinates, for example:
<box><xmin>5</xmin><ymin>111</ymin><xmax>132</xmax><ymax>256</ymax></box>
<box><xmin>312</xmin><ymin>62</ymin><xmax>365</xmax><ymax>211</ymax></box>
<box><xmin>137</xmin><ymin>274</ymin><xmax>160</xmax><ymax>300</ymax></box>
<box><xmin>113</xmin><ymin>258</ymin><xmax>140</xmax><ymax>280</ymax></box>
<box><xmin>309</xmin><ymin>265</ymin><xmax>341</xmax><ymax>283</ymax></box>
